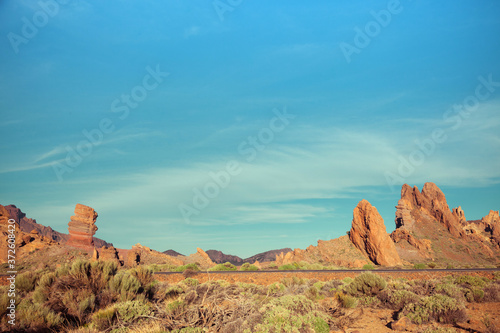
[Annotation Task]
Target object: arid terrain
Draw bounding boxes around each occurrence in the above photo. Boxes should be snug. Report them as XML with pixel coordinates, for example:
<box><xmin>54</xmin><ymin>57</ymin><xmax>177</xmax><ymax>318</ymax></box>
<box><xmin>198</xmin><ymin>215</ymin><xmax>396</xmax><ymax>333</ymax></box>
<box><xmin>1</xmin><ymin>182</ymin><xmax>499</xmax><ymax>332</ymax></box>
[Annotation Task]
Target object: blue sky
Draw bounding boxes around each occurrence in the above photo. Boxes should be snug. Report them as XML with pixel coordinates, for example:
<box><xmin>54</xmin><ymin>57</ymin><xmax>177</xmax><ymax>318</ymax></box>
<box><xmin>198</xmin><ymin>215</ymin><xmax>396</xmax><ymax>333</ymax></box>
<box><xmin>1</xmin><ymin>0</ymin><xmax>499</xmax><ymax>258</ymax></box>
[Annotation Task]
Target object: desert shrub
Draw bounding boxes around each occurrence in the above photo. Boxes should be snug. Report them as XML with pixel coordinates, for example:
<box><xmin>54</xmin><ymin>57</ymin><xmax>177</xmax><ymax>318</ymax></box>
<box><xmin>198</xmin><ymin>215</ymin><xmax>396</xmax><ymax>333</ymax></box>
<box><xmin>174</xmin><ymin>263</ymin><xmax>200</xmax><ymax>272</ymax></box>
<box><xmin>446</xmin><ymin>264</ymin><xmax>454</xmax><ymax>269</ymax></box>
<box><xmin>16</xmin><ymin>299</ymin><xmax>63</xmax><ymax>331</ymax></box>
<box><xmin>181</xmin><ymin>278</ymin><xmax>200</xmax><ymax>287</ymax></box>
<box><xmin>342</xmin><ymin>277</ymin><xmax>353</xmax><ymax>284</ymax></box>
<box><xmin>454</xmin><ymin>275</ymin><xmax>488</xmax><ymax>288</ymax></box>
<box><xmin>465</xmin><ymin>287</ymin><xmax>485</xmax><ymax>302</ymax></box>
<box><xmin>435</xmin><ymin>283</ymin><xmax>465</xmax><ymax>301</ymax></box>
<box><xmin>240</xmin><ymin>263</ymin><xmax>259</xmax><ymax>271</ymax></box>
<box><xmin>409</xmin><ymin>279</ymin><xmax>438</xmax><ymax>296</ymax></box>
<box><xmin>129</xmin><ymin>265</ymin><xmax>153</xmax><ymax>286</ymax></box>
<box><xmin>90</xmin><ymin>304</ymin><xmax>116</xmax><ymax>331</ymax></box>
<box><xmin>420</xmin><ymin>328</ymin><xmax>458</xmax><ymax>333</ymax></box>
<box><xmin>254</xmin><ymin>295</ymin><xmax>330</xmax><ymax>333</ymax></box>
<box><xmin>483</xmin><ymin>283</ymin><xmax>500</xmax><ymax>302</ymax></box>
<box><xmin>209</xmin><ymin>262</ymin><xmax>237</xmax><ymax>271</ymax></box>
<box><xmin>363</xmin><ymin>264</ymin><xmax>375</xmax><ymax>270</ymax></box>
<box><xmin>400</xmin><ymin>294</ymin><xmax>467</xmax><ymax>324</ymax></box>
<box><xmin>323</xmin><ymin>279</ymin><xmax>343</xmax><ymax>293</ymax></box>
<box><xmin>346</xmin><ymin>272</ymin><xmax>387</xmax><ymax>296</ymax></box>
<box><xmin>336</xmin><ymin>292</ymin><xmax>357</xmax><ymax>308</ymax></box>
<box><xmin>115</xmin><ymin>300</ymin><xmax>152</xmax><ymax>325</ymax></box>
<box><xmin>378</xmin><ymin>289</ymin><xmax>420</xmax><ymax>310</ymax></box>
<box><xmin>267</xmin><ymin>282</ymin><xmax>286</xmax><ymax>295</ymax></box>
<box><xmin>164</xmin><ymin>285</ymin><xmax>185</xmax><ymax>299</ymax></box>
<box><xmin>16</xmin><ymin>271</ymin><xmax>39</xmax><ymax>293</ymax></box>
<box><xmin>427</xmin><ymin>262</ymin><xmax>437</xmax><ymax>269</ymax></box>
<box><xmin>414</xmin><ymin>263</ymin><xmax>427</xmax><ymax>270</ymax></box>
<box><xmin>170</xmin><ymin>328</ymin><xmax>205</xmax><ymax>333</ymax></box>
<box><xmin>281</xmin><ymin>276</ymin><xmax>306</xmax><ymax>287</ymax></box>
<box><xmin>109</xmin><ymin>271</ymin><xmax>141</xmax><ymax>301</ymax></box>
<box><xmin>278</xmin><ymin>264</ymin><xmax>298</xmax><ymax>270</ymax></box>
<box><xmin>268</xmin><ymin>263</ymin><xmax>278</xmax><ymax>269</ymax></box>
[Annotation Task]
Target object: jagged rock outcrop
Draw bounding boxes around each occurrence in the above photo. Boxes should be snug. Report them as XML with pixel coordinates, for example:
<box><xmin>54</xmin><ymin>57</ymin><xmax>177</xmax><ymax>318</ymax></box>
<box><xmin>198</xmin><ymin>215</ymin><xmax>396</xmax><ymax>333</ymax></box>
<box><xmin>481</xmin><ymin>210</ymin><xmax>500</xmax><ymax>246</ymax></box>
<box><xmin>349</xmin><ymin>200</ymin><xmax>402</xmax><ymax>266</ymax></box>
<box><xmin>67</xmin><ymin>204</ymin><xmax>98</xmax><ymax>250</ymax></box>
<box><xmin>391</xmin><ymin>183</ymin><xmax>500</xmax><ymax>265</ymax></box>
<box><xmin>398</xmin><ymin>183</ymin><xmax>462</xmax><ymax>237</ymax></box>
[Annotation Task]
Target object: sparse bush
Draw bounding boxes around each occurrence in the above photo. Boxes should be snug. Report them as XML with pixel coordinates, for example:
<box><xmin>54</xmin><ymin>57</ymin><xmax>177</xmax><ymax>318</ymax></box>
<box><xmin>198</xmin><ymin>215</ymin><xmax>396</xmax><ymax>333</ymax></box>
<box><xmin>427</xmin><ymin>262</ymin><xmax>437</xmax><ymax>269</ymax></box>
<box><xmin>362</xmin><ymin>264</ymin><xmax>375</xmax><ymax>270</ymax></box>
<box><xmin>209</xmin><ymin>262</ymin><xmax>237</xmax><ymax>271</ymax></box>
<box><xmin>16</xmin><ymin>299</ymin><xmax>63</xmax><ymax>331</ymax></box>
<box><xmin>435</xmin><ymin>283</ymin><xmax>465</xmax><ymax>301</ymax></box>
<box><xmin>400</xmin><ymin>294</ymin><xmax>467</xmax><ymax>324</ymax></box>
<box><xmin>109</xmin><ymin>271</ymin><xmax>141</xmax><ymax>301</ymax></box>
<box><xmin>267</xmin><ymin>282</ymin><xmax>286</xmax><ymax>295</ymax></box>
<box><xmin>465</xmin><ymin>287</ymin><xmax>485</xmax><ymax>302</ymax></box>
<box><xmin>483</xmin><ymin>283</ymin><xmax>500</xmax><ymax>302</ymax></box>
<box><xmin>183</xmin><ymin>268</ymin><xmax>198</xmax><ymax>278</ymax></box>
<box><xmin>240</xmin><ymin>263</ymin><xmax>259</xmax><ymax>271</ymax></box>
<box><xmin>454</xmin><ymin>275</ymin><xmax>488</xmax><ymax>288</ymax></box>
<box><xmin>446</xmin><ymin>264</ymin><xmax>454</xmax><ymax>269</ymax></box>
<box><xmin>182</xmin><ymin>278</ymin><xmax>199</xmax><ymax>287</ymax></box>
<box><xmin>414</xmin><ymin>263</ymin><xmax>426</xmax><ymax>270</ymax></box>
<box><xmin>268</xmin><ymin>263</ymin><xmax>278</xmax><ymax>269</ymax></box>
<box><xmin>346</xmin><ymin>272</ymin><xmax>387</xmax><ymax>296</ymax></box>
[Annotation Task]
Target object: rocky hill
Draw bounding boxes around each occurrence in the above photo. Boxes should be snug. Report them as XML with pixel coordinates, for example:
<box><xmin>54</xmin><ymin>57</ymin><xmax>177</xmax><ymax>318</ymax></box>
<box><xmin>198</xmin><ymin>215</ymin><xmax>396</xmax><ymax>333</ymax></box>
<box><xmin>245</xmin><ymin>248</ymin><xmax>293</xmax><ymax>263</ymax></box>
<box><xmin>162</xmin><ymin>249</ymin><xmax>185</xmax><ymax>257</ymax></box>
<box><xmin>206</xmin><ymin>250</ymin><xmax>243</xmax><ymax>265</ymax></box>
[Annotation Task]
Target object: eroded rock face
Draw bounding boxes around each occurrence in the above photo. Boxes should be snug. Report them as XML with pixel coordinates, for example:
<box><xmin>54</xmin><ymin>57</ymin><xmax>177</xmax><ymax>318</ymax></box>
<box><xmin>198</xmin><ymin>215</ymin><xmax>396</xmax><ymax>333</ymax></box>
<box><xmin>482</xmin><ymin>210</ymin><xmax>500</xmax><ymax>246</ymax></box>
<box><xmin>67</xmin><ymin>204</ymin><xmax>98</xmax><ymax>250</ymax></box>
<box><xmin>349</xmin><ymin>199</ymin><xmax>402</xmax><ymax>266</ymax></box>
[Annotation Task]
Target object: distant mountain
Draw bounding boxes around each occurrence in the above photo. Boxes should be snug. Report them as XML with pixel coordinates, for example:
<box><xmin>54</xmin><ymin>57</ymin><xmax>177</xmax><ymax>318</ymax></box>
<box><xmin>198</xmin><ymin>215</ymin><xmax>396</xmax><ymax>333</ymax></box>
<box><xmin>162</xmin><ymin>249</ymin><xmax>185</xmax><ymax>257</ymax></box>
<box><xmin>206</xmin><ymin>250</ymin><xmax>243</xmax><ymax>265</ymax></box>
<box><xmin>245</xmin><ymin>248</ymin><xmax>293</xmax><ymax>263</ymax></box>
<box><xmin>5</xmin><ymin>204</ymin><xmax>113</xmax><ymax>248</ymax></box>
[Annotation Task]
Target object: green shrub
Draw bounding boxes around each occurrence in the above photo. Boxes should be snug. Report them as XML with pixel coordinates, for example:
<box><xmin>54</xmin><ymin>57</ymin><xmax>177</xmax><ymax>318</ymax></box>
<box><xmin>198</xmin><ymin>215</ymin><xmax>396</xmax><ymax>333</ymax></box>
<box><xmin>268</xmin><ymin>263</ymin><xmax>278</xmax><ymax>269</ymax></box>
<box><xmin>446</xmin><ymin>264</ymin><xmax>454</xmax><ymax>269</ymax></box>
<box><xmin>427</xmin><ymin>262</ymin><xmax>437</xmax><ymax>269</ymax></box>
<box><xmin>240</xmin><ymin>263</ymin><xmax>259</xmax><ymax>271</ymax></box>
<box><xmin>255</xmin><ymin>295</ymin><xmax>330</xmax><ymax>332</ymax></box>
<box><xmin>173</xmin><ymin>263</ymin><xmax>200</xmax><ymax>272</ymax></box>
<box><xmin>435</xmin><ymin>283</ymin><xmax>465</xmax><ymax>301</ymax></box>
<box><xmin>182</xmin><ymin>278</ymin><xmax>200</xmax><ymax>287</ymax></box>
<box><xmin>91</xmin><ymin>304</ymin><xmax>116</xmax><ymax>330</ymax></box>
<box><xmin>16</xmin><ymin>300</ymin><xmax>63</xmax><ymax>331</ymax></box>
<box><xmin>109</xmin><ymin>271</ymin><xmax>141</xmax><ymax>301</ymax></box>
<box><xmin>414</xmin><ymin>263</ymin><xmax>426</xmax><ymax>270</ymax></box>
<box><xmin>400</xmin><ymin>294</ymin><xmax>466</xmax><ymax>324</ymax></box>
<box><xmin>454</xmin><ymin>275</ymin><xmax>488</xmax><ymax>288</ymax></box>
<box><xmin>278</xmin><ymin>264</ymin><xmax>297</xmax><ymax>270</ymax></box>
<box><xmin>336</xmin><ymin>292</ymin><xmax>357</xmax><ymax>308</ymax></box>
<box><xmin>346</xmin><ymin>272</ymin><xmax>387</xmax><ymax>296</ymax></box>
<box><xmin>115</xmin><ymin>300</ymin><xmax>152</xmax><ymax>324</ymax></box>
<box><xmin>209</xmin><ymin>262</ymin><xmax>237</xmax><ymax>271</ymax></box>
<box><xmin>129</xmin><ymin>265</ymin><xmax>153</xmax><ymax>286</ymax></box>
<box><xmin>267</xmin><ymin>282</ymin><xmax>286</xmax><ymax>295</ymax></box>
<box><xmin>362</xmin><ymin>264</ymin><xmax>375</xmax><ymax>270</ymax></box>
<box><xmin>378</xmin><ymin>289</ymin><xmax>420</xmax><ymax>310</ymax></box>
<box><xmin>465</xmin><ymin>287</ymin><xmax>484</xmax><ymax>302</ymax></box>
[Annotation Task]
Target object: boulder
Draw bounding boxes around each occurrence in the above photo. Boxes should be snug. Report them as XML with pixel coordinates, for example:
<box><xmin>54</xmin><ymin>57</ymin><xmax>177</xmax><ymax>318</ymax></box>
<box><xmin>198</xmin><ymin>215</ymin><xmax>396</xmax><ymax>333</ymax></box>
<box><xmin>349</xmin><ymin>199</ymin><xmax>402</xmax><ymax>266</ymax></box>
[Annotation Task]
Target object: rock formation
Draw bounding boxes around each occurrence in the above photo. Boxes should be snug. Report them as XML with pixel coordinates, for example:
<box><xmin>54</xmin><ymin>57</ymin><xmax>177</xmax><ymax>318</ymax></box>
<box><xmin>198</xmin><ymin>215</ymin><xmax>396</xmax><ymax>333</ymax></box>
<box><xmin>67</xmin><ymin>204</ymin><xmax>98</xmax><ymax>250</ymax></box>
<box><xmin>481</xmin><ymin>210</ymin><xmax>500</xmax><ymax>246</ymax></box>
<box><xmin>349</xmin><ymin>199</ymin><xmax>402</xmax><ymax>266</ymax></box>
<box><xmin>274</xmin><ymin>236</ymin><xmax>370</xmax><ymax>268</ymax></box>
<box><xmin>246</xmin><ymin>248</ymin><xmax>292</xmax><ymax>263</ymax></box>
<box><xmin>391</xmin><ymin>183</ymin><xmax>500</xmax><ymax>266</ymax></box>
<box><xmin>397</xmin><ymin>183</ymin><xmax>462</xmax><ymax>237</ymax></box>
